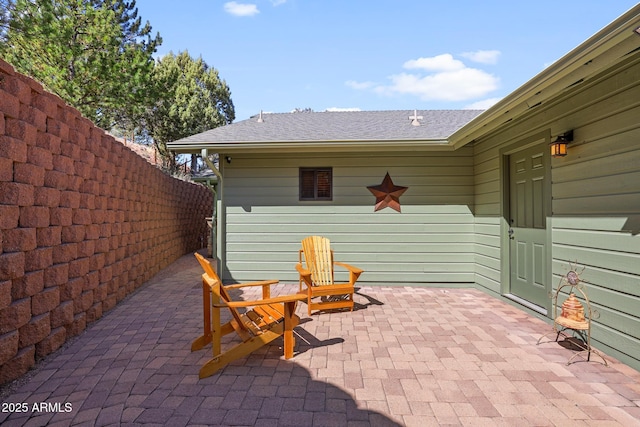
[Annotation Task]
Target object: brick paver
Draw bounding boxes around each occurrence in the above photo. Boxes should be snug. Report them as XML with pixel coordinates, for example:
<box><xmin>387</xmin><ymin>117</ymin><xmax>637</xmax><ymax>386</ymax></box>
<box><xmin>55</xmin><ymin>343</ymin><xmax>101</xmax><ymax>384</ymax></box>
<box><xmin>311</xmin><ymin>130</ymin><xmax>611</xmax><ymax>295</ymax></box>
<box><xmin>1</xmin><ymin>252</ymin><xmax>639</xmax><ymax>426</ymax></box>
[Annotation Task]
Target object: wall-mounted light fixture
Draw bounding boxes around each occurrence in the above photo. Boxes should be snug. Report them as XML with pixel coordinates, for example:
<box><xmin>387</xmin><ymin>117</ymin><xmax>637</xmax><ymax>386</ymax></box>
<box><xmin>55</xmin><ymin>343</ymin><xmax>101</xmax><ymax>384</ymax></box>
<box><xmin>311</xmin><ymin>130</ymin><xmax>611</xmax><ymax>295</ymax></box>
<box><xmin>225</xmin><ymin>156</ymin><xmax>232</xmax><ymax>164</ymax></box>
<box><xmin>550</xmin><ymin>130</ymin><xmax>573</xmax><ymax>158</ymax></box>
<box><xmin>634</xmin><ymin>26</ymin><xmax>640</xmax><ymax>36</ymax></box>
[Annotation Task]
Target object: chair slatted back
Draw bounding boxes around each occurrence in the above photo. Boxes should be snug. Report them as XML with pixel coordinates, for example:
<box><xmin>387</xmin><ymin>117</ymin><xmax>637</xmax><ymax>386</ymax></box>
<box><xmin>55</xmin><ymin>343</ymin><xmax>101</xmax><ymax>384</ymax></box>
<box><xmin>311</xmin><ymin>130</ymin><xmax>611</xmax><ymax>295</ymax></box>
<box><xmin>194</xmin><ymin>253</ymin><xmax>249</xmax><ymax>335</ymax></box>
<box><xmin>301</xmin><ymin>235</ymin><xmax>334</xmax><ymax>286</ymax></box>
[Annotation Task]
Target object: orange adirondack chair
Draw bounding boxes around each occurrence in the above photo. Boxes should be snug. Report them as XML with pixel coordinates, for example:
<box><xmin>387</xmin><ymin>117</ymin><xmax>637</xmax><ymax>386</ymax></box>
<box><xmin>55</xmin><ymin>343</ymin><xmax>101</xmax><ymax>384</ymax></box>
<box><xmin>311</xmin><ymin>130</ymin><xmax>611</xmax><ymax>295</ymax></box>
<box><xmin>296</xmin><ymin>236</ymin><xmax>363</xmax><ymax>315</ymax></box>
<box><xmin>191</xmin><ymin>253</ymin><xmax>306</xmax><ymax>378</ymax></box>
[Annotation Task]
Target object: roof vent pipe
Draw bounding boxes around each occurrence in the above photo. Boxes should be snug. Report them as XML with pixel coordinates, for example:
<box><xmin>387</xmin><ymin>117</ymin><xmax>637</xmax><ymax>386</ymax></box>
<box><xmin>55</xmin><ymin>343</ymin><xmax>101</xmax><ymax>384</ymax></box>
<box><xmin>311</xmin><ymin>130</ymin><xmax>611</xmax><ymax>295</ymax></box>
<box><xmin>409</xmin><ymin>109</ymin><xmax>423</xmax><ymax>126</ymax></box>
<box><xmin>257</xmin><ymin>110</ymin><xmax>264</xmax><ymax>123</ymax></box>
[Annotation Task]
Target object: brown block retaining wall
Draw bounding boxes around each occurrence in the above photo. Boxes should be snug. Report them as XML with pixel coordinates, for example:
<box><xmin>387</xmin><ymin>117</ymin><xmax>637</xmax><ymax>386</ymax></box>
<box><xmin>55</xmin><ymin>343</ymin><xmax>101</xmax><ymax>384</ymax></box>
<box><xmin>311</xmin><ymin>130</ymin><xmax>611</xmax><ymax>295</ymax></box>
<box><xmin>0</xmin><ymin>59</ymin><xmax>213</xmax><ymax>384</ymax></box>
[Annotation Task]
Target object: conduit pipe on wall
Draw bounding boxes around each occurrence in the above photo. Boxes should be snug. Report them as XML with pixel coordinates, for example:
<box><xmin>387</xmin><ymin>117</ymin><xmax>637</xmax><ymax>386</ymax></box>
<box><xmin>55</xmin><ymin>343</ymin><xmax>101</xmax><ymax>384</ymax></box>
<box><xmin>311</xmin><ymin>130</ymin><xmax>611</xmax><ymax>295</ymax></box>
<box><xmin>201</xmin><ymin>148</ymin><xmax>223</xmax><ymax>274</ymax></box>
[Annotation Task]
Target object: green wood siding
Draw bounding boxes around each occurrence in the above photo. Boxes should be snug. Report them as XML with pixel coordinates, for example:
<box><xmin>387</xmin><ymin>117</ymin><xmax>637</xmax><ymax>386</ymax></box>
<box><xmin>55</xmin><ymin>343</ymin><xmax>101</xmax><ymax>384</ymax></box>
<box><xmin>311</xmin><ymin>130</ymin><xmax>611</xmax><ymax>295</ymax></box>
<box><xmin>472</xmin><ymin>53</ymin><xmax>640</xmax><ymax>370</ymax></box>
<box><xmin>221</xmin><ymin>150</ymin><xmax>476</xmax><ymax>285</ymax></box>
<box><xmin>215</xmin><ymin>52</ymin><xmax>640</xmax><ymax>372</ymax></box>
<box><xmin>474</xmin><ymin>217</ymin><xmax>501</xmax><ymax>294</ymax></box>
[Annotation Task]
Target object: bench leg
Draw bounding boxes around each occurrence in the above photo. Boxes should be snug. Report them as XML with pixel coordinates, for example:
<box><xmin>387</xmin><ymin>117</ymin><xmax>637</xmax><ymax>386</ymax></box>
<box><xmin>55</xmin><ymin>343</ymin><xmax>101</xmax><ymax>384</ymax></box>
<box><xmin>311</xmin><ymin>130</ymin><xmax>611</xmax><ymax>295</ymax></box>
<box><xmin>191</xmin><ymin>280</ymin><xmax>212</xmax><ymax>351</ymax></box>
<box><xmin>283</xmin><ymin>301</ymin><xmax>296</xmax><ymax>359</ymax></box>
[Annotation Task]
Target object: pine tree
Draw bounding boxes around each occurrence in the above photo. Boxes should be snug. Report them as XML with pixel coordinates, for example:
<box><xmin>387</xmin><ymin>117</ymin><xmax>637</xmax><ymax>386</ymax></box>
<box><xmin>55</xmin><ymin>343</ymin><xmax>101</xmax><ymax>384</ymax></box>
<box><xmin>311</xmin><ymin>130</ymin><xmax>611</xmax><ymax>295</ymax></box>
<box><xmin>147</xmin><ymin>51</ymin><xmax>235</xmax><ymax>171</ymax></box>
<box><xmin>0</xmin><ymin>0</ymin><xmax>161</xmax><ymax>130</ymax></box>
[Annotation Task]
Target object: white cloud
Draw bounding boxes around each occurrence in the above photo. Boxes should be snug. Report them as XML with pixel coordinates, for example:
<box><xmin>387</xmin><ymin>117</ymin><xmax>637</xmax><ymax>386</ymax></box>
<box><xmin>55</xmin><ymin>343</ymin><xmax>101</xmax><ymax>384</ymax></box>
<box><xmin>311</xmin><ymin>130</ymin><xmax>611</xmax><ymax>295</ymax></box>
<box><xmin>349</xmin><ymin>53</ymin><xmax>499</xmax><ymax>102</ymax></box>
<box><xmin>224</xmin><ymin>2</ymin><xmax>259</xmax><ymax>16</ymax></box>
<box><xmin>403</xmin><ymin>54</ymin><xmax>465</xmax><ymax>72</ymax></box>
<box><xmin>464</xmin><ymin>97</ymin><xmax>502</xmax><ymax>110</ymax></box>
<box><xmin>381</xmin><ymin>68</ymin><xmax>498</xmax><ymax>101</ymax></box>
<box><xmin>461</xmin><ymin>50</ymin><xmax>501</xmax><ymax>65</ymax></box>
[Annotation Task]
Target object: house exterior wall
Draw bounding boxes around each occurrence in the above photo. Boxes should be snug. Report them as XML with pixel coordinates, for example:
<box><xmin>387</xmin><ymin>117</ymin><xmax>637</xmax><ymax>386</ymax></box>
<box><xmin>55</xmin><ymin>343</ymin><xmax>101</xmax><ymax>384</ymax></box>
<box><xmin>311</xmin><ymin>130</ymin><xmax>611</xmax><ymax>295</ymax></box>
<box><xmin>220</xmin><ymin>149</ymin><xmax>476</xmax><ymax>285</ymax></box>
<box><xmin>472</xmin><ymin>52</ymin><xmax>640</xmax><ymax>370</ymax></box>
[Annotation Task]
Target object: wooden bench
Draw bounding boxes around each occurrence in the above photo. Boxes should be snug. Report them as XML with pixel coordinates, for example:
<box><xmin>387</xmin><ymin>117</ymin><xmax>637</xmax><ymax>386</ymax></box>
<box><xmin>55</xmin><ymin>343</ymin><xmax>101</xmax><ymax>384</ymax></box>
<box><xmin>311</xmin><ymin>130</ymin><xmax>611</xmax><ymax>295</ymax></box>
<box><xmin>191</xmin><ymin>253</ymin><xmax>306</xmax><ymax>378</ymax></box>
<box><xmin>296</xmin><ymin>236</ymin><xmax>363</xmax><ymax>315</ymax></box>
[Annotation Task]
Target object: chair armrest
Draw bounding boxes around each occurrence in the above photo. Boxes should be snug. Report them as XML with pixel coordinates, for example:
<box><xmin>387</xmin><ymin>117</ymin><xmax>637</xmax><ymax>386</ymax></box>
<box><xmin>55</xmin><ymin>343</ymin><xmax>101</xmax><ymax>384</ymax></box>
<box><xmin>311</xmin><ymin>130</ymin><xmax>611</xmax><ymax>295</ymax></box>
<box><xmin>333</xmin><ymin>261</ymin><xmax>363</xmax><ymax>283</ymax></box>
<box><xmin>295</xmin><ymin>263</ymin><xmax>311</xmax><ymax>277</ymax></box>
<box><xmin>223</xmin><ymin>279</ymin><xmax>279</xmax><ymax>290</ymax></box>
<box><xmin>296</xmin><ymin>263</ymin><xmax>313</xmax><ymax>289</ymax></box>
<box><xmin>213</xmin><ymin>292</ymin><xmax>307</xmax><ymax>308</ymax></box>
<box><xmin>334</xmin><ymin>261</ymin><xmax>363</xmax><ymax>275</ymax></box>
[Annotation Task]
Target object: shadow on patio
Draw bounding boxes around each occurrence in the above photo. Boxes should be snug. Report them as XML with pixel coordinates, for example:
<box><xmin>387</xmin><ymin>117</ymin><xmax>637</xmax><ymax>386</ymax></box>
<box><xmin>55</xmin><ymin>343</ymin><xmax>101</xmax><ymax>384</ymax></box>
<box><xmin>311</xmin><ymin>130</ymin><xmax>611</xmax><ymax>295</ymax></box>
<box><xmin>1</xmin><ymin>252</ymin><xmax>639</xmax><ymax>426</ymax></box>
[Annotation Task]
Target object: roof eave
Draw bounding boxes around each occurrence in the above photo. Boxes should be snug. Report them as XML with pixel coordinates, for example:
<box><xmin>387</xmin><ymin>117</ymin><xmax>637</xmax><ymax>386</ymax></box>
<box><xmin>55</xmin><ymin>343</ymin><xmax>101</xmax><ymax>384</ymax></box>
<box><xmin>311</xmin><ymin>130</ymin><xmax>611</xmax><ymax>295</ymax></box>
<box><xmin>168</xmin><ymin>138</ymin><xmax>453</xmax><ymax>154</ymax></box>
<box><xmin>449</xmin><ymin>4</ymin><xmax>640</xmax><ymax>149</ymax></box>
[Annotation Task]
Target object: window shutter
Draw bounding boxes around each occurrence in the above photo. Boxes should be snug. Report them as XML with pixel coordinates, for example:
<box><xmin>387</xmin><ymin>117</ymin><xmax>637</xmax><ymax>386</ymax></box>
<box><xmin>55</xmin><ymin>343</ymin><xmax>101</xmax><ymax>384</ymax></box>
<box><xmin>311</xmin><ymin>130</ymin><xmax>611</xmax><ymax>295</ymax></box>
<box><xmin>300</xmin><ymin>169</ymin><xmax>315</xmax><ymax>199</ymax></box>
<box><xmin>299</xmin><ymin>168</ymin><xmax>332</xmax><ymax>201</ymax></box>
<box><xmin>316</xmin><ymin>170</ymin><xmax>331</xmax><ymax>198</ymax></box>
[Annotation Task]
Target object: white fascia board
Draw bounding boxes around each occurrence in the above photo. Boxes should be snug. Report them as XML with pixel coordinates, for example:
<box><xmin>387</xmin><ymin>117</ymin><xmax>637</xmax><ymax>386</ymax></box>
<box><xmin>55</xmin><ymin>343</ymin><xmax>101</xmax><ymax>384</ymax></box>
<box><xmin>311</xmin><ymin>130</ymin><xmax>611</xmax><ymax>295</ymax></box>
<box><xmin>168</xmin><ymin>138</ymin><xmax>452</xmax><ymax>154</ymax></box>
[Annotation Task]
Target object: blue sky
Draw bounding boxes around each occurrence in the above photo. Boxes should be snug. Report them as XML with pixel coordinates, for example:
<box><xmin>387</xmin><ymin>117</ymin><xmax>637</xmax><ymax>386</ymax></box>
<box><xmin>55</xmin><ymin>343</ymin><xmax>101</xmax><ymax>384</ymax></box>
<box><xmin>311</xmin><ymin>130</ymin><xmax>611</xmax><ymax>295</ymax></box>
<box><xmin>135</xmin><ymin>1</ymin><xmax>638</xmax><ymax>121</ymax></box>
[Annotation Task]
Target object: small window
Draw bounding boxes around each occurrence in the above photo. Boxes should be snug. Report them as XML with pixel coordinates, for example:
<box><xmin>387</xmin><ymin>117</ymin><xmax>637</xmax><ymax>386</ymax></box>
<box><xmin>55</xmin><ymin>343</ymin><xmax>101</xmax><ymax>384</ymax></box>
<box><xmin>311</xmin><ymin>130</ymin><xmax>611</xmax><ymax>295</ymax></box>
<box><xmin>299</xmin><ymin>168</ymin><xmax>332</xmax><ymax>201</ymax></box>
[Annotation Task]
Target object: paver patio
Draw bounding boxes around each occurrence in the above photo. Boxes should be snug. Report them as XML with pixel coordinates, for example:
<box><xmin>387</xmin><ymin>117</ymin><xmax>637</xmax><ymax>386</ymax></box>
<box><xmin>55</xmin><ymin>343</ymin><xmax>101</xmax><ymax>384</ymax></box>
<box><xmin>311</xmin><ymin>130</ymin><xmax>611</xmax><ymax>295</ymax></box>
<box><xmin>1</xmin><ymin>252</ymin><xmax>639</xmax><ymax>426</ymax></box>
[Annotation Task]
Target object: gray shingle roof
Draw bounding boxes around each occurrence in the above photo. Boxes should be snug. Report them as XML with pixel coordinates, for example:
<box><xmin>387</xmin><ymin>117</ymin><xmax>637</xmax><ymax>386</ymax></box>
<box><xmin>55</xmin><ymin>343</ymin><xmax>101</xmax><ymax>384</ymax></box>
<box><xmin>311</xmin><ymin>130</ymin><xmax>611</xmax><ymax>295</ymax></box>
<box><xmin>170</xmin><ymin>110</ymin><xmax>484</xmax><ymax>146</ymax></box>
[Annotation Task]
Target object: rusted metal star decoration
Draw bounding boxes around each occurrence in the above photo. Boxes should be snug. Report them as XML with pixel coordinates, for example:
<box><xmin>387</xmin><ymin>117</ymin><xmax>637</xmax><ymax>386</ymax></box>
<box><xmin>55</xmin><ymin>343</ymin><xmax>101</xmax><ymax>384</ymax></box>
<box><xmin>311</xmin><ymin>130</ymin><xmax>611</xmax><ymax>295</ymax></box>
<box><xmin>367</xmin><ymin>172</ymin><xmax>408</xmax><ymax>212</ymax></box>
